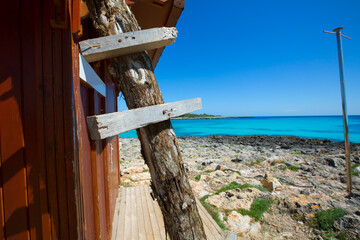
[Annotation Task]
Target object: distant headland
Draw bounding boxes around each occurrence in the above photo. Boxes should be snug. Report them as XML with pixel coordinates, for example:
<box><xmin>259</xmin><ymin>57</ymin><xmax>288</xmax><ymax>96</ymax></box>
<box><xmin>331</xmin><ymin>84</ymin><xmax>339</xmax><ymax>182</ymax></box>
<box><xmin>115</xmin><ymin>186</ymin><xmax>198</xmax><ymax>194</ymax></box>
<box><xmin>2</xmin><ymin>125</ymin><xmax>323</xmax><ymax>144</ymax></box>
<box><xmin>172</xmin><ymin>113</ymin><xmax>250</xmax><ymax>120</ymax></box>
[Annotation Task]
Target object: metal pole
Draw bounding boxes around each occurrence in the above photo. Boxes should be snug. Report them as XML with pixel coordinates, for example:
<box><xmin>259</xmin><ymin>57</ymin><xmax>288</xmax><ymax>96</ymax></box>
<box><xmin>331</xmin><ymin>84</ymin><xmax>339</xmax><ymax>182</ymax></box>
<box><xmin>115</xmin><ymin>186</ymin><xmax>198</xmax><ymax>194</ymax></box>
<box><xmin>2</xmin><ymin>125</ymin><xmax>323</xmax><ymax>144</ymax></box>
<box><xmin>331</xmin><ymin>27</ymin><xmax>352</xmax><ymax>193</ymax></box>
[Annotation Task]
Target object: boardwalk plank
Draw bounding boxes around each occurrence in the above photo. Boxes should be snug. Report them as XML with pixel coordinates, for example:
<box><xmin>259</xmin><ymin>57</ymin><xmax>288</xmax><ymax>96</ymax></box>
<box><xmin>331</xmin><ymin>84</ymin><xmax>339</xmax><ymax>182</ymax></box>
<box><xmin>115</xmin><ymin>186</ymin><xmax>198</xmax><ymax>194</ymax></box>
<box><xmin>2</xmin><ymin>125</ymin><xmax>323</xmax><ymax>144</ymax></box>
<box><xmin>116</xmin><ymin>188</ymin><xmax>127</xmax><ymax>240</ymax></box>
<box><xmin>196</xmin><ymin>198</ymin><xmax>222</xmax><ymax>239</ymax></box>
<box><xmin>111</xmin><ymin>189</ymin><xmax>121</xmax><ymax>240</ymax></box>
<box><xmin>124</xmin><ymin>187</ymin><xmax>132</xmax><ymax>240</ymax></box>
<box><xmin>144</xmin><ymin>186</ymin><xmax>162</xmax><ymax>240</ymax></box>
<box><xmin>197</xmin><ymin>198</ymin><xmax>222</xmax><ymax>234</ymax></box>
<box><xmin>113</xmin><ymin>186</ymin><xmax>223</xmax><ymax>240</ymax></box>
<box><xmin>140</xmin><ymin>185</ymin><xmax>154</xmax><ymax>240</ymax></box>
<box><xmin>130</xmin><ymin>187</ymin><xmax>139</xmax><ymax>240</ymax></box>
<box><xmin>152</xmin><ymin>195</ymin><xmax>166</xmax><ymax>240</ymax></box>
<box><xmin>198</xmin><ymin>205</ymin><xmax>216</xmax><ymax>240</ymax></box>
<box><xmin>200</xmin><ymin>210</ymin><xmax>216</xmax><ymax>240</ymax></box>
<box><xmin>135</xmin><ymin>186</ymin><xmax>146</xmax><ymax>240</ymax></box>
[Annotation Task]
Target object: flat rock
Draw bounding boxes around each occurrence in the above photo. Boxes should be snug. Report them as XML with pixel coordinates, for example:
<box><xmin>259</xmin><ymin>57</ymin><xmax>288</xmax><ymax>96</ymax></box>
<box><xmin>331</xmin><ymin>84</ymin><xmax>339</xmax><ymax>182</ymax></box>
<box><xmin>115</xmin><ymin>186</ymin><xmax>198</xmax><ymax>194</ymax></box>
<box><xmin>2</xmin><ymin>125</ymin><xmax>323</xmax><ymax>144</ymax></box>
<box><xmin>227</xmin><ymin>211</ymin><xmax>261</xmax><ymax>237</ymax></box>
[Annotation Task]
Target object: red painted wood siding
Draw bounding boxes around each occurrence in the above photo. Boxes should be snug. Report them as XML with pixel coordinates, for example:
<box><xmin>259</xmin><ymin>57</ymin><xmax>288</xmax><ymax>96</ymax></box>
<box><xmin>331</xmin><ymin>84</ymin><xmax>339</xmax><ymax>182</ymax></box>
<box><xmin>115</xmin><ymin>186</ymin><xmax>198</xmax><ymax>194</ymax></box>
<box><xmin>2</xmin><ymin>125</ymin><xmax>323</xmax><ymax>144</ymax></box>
<box><xmin>0</xmin><ymin>0</ymin><xmax>120</xmax><ymax>239</ymax></box>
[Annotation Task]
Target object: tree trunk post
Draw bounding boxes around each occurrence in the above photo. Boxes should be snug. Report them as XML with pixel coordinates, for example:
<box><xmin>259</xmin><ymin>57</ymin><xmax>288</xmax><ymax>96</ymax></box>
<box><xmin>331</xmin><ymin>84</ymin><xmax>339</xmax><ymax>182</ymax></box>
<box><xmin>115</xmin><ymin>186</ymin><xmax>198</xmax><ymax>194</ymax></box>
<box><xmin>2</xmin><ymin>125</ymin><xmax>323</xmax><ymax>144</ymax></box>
<box><xmin>85</xmin><ymin>1</ymin><xmax>207</xmax><ymax>239</ymax></box>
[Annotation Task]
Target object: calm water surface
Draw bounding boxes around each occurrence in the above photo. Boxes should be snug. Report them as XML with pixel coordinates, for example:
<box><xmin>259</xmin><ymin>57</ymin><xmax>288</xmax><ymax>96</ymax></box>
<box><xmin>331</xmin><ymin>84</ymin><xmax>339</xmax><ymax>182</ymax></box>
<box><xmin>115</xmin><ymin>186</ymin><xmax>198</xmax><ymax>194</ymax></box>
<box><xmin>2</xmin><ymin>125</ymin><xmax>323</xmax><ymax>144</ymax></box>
<box><xmin>119</xmin><ymin>115</ymin><xmax>360</xmax><ymax>143</ymax></box>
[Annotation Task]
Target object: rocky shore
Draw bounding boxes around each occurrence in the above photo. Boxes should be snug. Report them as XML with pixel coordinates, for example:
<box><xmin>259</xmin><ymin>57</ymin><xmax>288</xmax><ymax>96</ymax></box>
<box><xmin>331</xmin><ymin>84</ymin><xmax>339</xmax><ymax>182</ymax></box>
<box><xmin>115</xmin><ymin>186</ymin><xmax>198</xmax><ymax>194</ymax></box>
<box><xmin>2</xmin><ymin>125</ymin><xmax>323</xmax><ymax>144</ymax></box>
<box><xmin>119</xmin><ymin>135</ymin><xmax>360</xmax><ymax>240</ymax></box>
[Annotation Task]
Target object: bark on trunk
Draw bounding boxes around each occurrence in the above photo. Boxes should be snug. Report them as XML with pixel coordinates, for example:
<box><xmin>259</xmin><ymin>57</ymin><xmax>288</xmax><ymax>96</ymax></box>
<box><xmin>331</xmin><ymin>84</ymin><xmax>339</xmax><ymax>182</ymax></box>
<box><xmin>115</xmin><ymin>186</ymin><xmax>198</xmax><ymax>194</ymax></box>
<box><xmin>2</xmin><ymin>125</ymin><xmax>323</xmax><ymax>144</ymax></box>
<box><xmin>85</xmin><ymin>1</ymin><xmax>207</xmax><ymax>239</ymax></box>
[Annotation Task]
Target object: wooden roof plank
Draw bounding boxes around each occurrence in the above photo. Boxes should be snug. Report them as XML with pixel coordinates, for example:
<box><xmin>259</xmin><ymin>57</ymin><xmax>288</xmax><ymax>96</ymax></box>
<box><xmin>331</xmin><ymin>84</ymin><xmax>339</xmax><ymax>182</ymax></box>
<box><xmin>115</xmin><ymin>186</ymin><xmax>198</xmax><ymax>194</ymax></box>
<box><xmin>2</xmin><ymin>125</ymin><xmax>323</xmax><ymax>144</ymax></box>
<box><xmin>79</xmin><ymin>27</ymin><xmax>177</xmax><ymax>63</ymax></box>
<box><xmin>87</xmin><ymin>98</ymin><xmax>202</xmax><ymax>140</ymax></box>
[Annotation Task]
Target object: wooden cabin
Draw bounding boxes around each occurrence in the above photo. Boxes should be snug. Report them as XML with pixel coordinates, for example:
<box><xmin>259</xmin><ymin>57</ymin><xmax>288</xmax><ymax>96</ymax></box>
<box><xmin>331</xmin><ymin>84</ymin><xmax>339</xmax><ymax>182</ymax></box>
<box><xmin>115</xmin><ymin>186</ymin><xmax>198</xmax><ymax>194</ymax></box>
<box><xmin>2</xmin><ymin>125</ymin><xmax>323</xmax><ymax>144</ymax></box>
<box><xmin>0</xmin><ymin>0</ymin><xmax>184</xmax><ymax>239</ymax></box>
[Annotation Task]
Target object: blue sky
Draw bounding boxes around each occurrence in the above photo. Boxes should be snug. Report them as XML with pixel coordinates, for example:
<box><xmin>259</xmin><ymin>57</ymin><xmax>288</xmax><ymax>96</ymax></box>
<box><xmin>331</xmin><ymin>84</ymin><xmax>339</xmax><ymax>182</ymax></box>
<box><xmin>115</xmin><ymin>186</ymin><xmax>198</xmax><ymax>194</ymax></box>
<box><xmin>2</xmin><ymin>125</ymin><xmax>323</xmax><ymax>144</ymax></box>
<box><xmin>119</xmin><ymin>0</ymin><xmax>360</xmax><ymax>116</ymax></box>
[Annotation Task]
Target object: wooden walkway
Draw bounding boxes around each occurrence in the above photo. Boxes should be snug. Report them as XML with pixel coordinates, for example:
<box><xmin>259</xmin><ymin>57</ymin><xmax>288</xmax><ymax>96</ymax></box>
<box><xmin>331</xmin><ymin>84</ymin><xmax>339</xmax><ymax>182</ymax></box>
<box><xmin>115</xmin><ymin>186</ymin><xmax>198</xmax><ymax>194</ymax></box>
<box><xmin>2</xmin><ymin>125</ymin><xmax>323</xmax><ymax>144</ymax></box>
<box><xmin>111</xmin><ymin>185</ymin><xmax>222</xmax><ymax>240</ymax></box>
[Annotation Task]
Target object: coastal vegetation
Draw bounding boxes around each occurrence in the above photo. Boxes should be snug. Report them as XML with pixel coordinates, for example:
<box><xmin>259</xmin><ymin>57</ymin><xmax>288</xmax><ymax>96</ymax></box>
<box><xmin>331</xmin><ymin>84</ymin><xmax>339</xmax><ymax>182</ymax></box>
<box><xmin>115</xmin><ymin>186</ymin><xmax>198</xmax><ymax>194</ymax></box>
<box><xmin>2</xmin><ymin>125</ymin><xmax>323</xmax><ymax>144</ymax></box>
<box><xmin>312</xmin><ymin>208</ymin><xmax>347</xmax><ymax>231</ymax></box>
<box><xmin>198</xmin><ymin>181</ymin><xmax>271</xmax><ymax>230</ymax></box>
<box><xmin>352</xmin><ymin>164</ymin><xmax>360</xmax><ymax>176</ymax></box>
<box><xmin>215</xmin><ymin>182</ymin><xmax>268</xmax><ymax>194</ymax></box>
<box><xmin>195</xmin><ymin>174</ymin><xmax>201</xmax><ymax>182</ymax></box>
<box><xmin>280</xmin><ymin>165</ymin><xmax>300</xmax><ymax>172</ymax></box>
<box><xmin>294</xmin><ymin>208</ymin><xmax>348</xmax><ymax>240</ymax></box>
<box><xmin>236</xmin><ymin>198</ymin><xmax>273</xmax><ymax>222</ymax></box>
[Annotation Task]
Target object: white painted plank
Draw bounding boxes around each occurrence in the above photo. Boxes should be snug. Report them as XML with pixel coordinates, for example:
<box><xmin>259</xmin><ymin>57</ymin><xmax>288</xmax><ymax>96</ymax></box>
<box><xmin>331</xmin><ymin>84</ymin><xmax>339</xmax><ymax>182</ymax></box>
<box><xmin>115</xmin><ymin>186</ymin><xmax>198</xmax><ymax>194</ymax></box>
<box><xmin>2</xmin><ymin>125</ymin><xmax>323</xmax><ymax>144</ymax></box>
<box><xmin>79</xmin><ymin>53</ymin><xmax>106</xmax><ymax>97</ymax></box>
<box><xmin>80</xmin><ymin>27</ymin><xmax>177</xmax><ymax>63</ymax></box>
<box><xmin>87</xmin><ymin>98</ymin><xmax>202</xmax><ymax>140</ymax></box>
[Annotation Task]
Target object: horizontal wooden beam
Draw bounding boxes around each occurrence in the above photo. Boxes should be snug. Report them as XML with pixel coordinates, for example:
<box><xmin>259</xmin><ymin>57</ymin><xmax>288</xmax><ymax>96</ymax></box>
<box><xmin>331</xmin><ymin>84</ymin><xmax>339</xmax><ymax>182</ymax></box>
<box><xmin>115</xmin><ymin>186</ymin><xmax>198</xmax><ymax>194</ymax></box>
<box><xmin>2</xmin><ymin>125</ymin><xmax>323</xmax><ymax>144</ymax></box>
<box><xmin>79</xmin><ymin>54</ymin><xmax>106</xmax><ymax>97</ymax></box>
<box><xmin>87</xmin><ymin>98</ymin><xmax>202</xmax><ymax>140</ymax></box>
<box><xmin>79</xmin><ymin>27</ymin><xmax>177</xmax><ymax>62</ymax></box>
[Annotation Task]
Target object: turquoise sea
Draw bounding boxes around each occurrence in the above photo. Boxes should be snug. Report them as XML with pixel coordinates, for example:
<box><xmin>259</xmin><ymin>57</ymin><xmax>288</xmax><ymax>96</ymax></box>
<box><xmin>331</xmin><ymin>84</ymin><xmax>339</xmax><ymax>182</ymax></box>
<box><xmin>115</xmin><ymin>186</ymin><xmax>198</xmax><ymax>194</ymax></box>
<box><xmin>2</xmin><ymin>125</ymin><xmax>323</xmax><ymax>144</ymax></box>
<box><xmin>119</xmin><ymin>115</ymin><xmax>360</xmax><ymax>143</ymax></box>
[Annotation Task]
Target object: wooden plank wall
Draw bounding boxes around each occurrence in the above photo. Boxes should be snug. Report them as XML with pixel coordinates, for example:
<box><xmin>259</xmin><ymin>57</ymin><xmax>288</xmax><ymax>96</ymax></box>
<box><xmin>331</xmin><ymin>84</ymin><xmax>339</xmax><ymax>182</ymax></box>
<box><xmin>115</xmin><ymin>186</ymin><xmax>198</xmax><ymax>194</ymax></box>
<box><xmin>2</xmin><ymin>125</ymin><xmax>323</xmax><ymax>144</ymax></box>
<box><xmin>0</xmin><ymin>0</ymin><xmax>120</xmax><ymax>239</ymax></box>
<box><xmin>0</xmin><ymin>0</ymin><xmax>78</xmax><ymax>239</ymax></box>
<box><xmin>79</xmin><ymin>9</ymin><xmax>121</xmax><ymax>240</ymax></box>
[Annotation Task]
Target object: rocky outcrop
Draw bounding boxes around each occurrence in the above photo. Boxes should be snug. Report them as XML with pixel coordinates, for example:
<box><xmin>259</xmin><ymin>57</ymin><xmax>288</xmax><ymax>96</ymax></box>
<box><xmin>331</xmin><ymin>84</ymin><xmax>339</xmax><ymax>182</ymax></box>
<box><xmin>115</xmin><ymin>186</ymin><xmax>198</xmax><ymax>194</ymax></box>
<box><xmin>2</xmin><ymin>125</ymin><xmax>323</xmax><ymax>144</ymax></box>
<box><xmin>119</xmin><ymin>135</ymin><xmax>360</xmax><ymax>240</ymax></box>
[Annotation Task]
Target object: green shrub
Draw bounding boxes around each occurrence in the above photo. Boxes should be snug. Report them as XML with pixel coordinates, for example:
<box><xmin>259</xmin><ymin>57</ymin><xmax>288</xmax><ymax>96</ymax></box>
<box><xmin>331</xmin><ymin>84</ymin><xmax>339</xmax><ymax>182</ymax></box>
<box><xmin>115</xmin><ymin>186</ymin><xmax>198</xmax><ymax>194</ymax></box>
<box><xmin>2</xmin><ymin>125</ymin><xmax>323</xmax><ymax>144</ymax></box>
<box><xmin>120</xmin><ymin>182</ymin><xmax>132</xmax><ymax>188</ymax></box>
<box><xmin>215</xmin><ymin>181</ymin><xmax>268</xmax><ymax>195</ymax></box>
<box><xmin>280</xmin><ymin>165</ymin><xmax>299</xmax><ymax>172</ymax></box>
<box><xmin>313</xmin><ymin>208</ymin><xmax>348</xmax><ymax>231</ymax></box>
<box><xmin>195</xmin><ymin>174</ymin><xmax>201</xmax><ymax>182</ymax></box>
<box><xmin>200</xmin><ymin>194</ymin><xmax>210</xmax><ymax>202</ymax></box>
<box><xmin>287</xmin><ymin>165</ymin><xmax>299</xmax><ymax>172</ymax></box>
<box><xmin>352</xmin><ymin>164</ymin><xmax>360</xmax><ymax>176</ymax></box>
<box><xmin>250</xmin><ymin>159</ymin><xmax>263</xmax><ymax>166</ymax></box>
<box><xmin>237</xmin><ymin>198</ymin><xmax>272</xmax><ymax>221</ymax></box>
